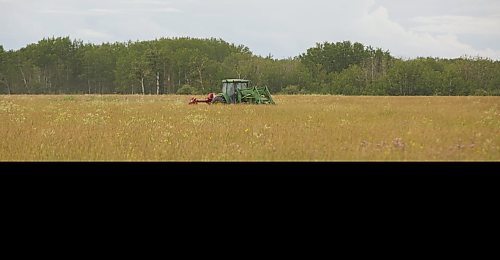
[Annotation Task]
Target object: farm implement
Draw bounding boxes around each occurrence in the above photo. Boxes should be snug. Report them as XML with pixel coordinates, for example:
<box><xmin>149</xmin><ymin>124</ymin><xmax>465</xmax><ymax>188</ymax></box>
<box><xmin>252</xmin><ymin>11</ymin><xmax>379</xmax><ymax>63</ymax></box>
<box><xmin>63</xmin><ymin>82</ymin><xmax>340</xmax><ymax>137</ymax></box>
<box><xmin>189</xmin><ymin>79</ymin><xmax>275</xmax><ymax>105</ymax></box>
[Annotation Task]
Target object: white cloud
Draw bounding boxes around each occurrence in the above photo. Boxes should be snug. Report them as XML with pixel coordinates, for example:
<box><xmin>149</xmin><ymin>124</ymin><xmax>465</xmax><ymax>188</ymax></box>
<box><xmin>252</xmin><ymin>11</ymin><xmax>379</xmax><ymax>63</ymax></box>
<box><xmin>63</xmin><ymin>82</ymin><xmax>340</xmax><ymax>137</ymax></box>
<box><xmin>411</xmin><ymin>15</ymin><xmax>500</xmax><ymax>35</ymax></box>
<box><xmin>38</xmin><ymin>9</ymin><xmax>103</xmax><ymax>15</ymax></box>
<box><xmin>136</xmin><ymin>7</ymin><xmax>181</xmax><ymax>13</ymax></box>
<box><xmin>88</xmin><ymin>8</ymin><xmax>122</xmax><ymax>15</ymax></box>
<box><xmin>37</xmin><ymin>6</ymin><xmax>180</xmax><ymax>16</ymax></box>
<box><xmin>123</xmin><ymin>0</ymin><xmax>173</xmax><ymax>5</ymax></box>
<box><xmin>0</xmin><ymin>0</ymin><xmax>499</xmax><ymax>60</ymax></box>
<box><xmin>76</xmin><ymin>29</ymin><xmax>111</xmax><ymax>40</ymax></box>
<box><xmin>352</xmin><ymin>3</ymin><xmax>500</xmax><ymax>59</ymax></box>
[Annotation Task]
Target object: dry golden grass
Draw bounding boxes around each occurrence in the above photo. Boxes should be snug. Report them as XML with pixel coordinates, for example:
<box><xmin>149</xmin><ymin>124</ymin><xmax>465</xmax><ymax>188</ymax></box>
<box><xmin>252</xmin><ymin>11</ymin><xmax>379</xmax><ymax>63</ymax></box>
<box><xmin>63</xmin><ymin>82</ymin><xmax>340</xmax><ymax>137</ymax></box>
<box><xmin>0</xmin><ymin>95</ymin><xmax>498</xmax><ymax>161</ymax></box>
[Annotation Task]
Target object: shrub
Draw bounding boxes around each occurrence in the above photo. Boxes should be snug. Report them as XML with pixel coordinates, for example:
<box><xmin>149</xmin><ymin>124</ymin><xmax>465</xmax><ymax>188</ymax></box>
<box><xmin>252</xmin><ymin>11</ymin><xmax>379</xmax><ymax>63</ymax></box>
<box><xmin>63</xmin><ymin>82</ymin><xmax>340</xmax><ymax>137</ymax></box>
<box><xmin>176</xmin><ymin>85</ymin><xmax>196</xmax><ymax>95</ymax></box>
<box><xmin>282</xmin><ymin>85</ymin><xmax>301</xmax><ymax>94</ymax></box>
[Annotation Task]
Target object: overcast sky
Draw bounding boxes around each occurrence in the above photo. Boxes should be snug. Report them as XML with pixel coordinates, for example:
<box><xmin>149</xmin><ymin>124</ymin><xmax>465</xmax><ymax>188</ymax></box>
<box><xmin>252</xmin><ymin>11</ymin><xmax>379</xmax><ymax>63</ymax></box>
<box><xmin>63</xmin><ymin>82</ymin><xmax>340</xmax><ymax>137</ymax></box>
<box><xmin>1</xmin><ymin>0</ymin><xmax>499</xmax><ymax>59</ymax></box>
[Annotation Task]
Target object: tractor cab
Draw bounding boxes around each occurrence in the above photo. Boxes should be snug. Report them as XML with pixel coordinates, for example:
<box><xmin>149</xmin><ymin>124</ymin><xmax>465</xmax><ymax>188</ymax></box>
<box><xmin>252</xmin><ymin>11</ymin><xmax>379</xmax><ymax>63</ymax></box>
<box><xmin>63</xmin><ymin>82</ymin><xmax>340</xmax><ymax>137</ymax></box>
<box><xmin>222</xmin><ymin>79</ymin><xmax>250</xmax><ymax>104</ymax></box>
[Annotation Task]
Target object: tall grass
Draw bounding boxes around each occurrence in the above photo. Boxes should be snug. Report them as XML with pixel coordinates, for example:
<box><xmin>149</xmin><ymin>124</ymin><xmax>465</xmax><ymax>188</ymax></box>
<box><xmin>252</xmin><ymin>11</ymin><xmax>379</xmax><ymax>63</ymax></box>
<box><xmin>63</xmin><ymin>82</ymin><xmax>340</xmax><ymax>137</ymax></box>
<box><xmin>0</xmin><ymin>95</ymin><xmax>498</xmax><ymax>161</ymax></box>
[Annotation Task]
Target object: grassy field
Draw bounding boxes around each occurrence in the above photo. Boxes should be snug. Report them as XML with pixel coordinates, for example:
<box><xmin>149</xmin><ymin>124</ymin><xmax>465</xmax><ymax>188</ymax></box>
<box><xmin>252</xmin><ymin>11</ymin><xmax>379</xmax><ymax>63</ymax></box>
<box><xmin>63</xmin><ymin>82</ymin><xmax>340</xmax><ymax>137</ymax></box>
<box><xmin>0</xmin><ymin>95</ymin><xmax>498</xmax><ymax>161</ymax></box>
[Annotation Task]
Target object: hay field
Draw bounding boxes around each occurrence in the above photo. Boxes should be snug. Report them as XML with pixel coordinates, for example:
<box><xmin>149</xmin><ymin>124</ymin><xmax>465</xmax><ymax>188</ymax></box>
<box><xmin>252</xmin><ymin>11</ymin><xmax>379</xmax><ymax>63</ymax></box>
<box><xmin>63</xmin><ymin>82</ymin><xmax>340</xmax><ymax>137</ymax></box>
<box><xmin>0</xmin><ymin>95</ymin><xmax>498</xmax><ymax>161</ymax></box>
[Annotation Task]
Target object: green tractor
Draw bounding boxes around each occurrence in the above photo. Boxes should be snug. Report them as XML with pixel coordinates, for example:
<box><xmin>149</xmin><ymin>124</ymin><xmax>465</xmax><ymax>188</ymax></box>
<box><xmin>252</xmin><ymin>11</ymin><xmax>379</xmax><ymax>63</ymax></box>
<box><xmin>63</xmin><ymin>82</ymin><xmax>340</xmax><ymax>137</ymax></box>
<box><xmin>189</xmin><ymin>79</ymin><xmax>275</xmax><ymax>105</ymax></box>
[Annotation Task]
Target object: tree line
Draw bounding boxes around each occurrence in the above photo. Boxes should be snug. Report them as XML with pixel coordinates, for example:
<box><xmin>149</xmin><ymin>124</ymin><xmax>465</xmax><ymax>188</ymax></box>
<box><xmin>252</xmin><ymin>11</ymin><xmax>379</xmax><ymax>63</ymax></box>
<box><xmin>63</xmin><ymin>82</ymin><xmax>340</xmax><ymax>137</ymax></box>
<box><xmin>0</xmin><ymin>37</ymin><xmax>499</xmax><ymax>95</ymax></box>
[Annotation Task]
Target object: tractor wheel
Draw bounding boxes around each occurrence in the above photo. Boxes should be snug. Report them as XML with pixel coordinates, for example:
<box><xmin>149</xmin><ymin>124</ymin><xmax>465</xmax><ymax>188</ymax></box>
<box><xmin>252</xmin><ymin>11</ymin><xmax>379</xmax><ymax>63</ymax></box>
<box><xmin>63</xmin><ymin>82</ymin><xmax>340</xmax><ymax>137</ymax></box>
<box><xmin>211</xmin><ymin>96</ymin><xmax>225</xmax><ymax>104</ymax></box>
